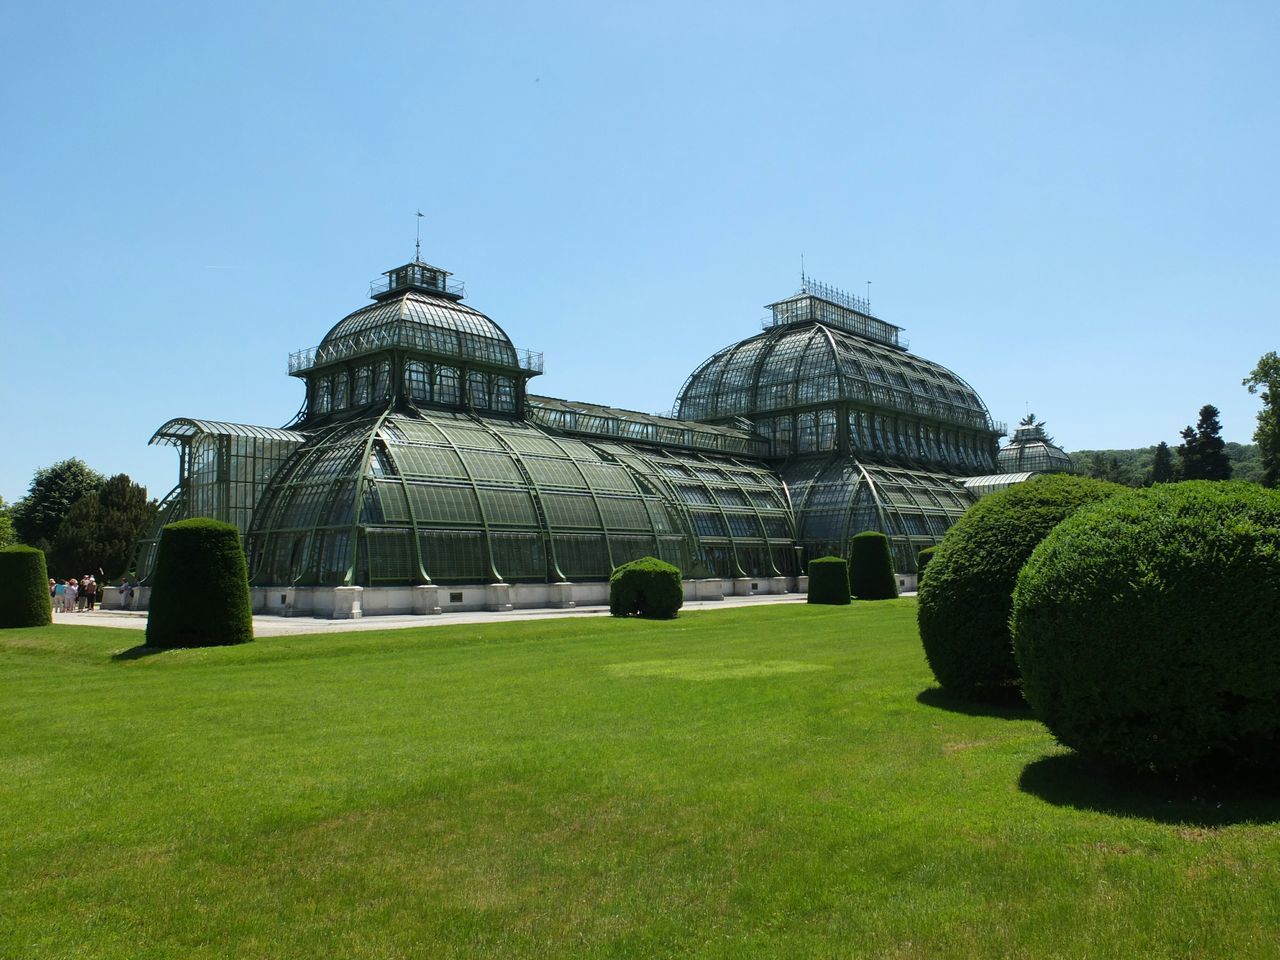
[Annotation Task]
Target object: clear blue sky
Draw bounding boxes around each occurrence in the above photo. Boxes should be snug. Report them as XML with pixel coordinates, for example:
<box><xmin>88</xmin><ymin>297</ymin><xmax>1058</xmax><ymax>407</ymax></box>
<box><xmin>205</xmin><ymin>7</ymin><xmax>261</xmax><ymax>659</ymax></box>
<box><xmin>2</xmin><ymin>1</ymin><xmax>1277</xmax><ymax>502</ymax></box>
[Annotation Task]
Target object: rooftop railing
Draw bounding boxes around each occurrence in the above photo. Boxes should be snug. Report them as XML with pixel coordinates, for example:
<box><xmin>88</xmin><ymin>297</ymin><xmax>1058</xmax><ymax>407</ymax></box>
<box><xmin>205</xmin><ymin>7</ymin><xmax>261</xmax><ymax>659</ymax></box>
<box><xmin>369</xmin><ymin>275</ymin><xmax>465</xmax><ymax>298</ymax></box>
<box><xmin>288</xmin><ymin>325</ymin><xmax>543</xmax><ymax>376</ymax></box>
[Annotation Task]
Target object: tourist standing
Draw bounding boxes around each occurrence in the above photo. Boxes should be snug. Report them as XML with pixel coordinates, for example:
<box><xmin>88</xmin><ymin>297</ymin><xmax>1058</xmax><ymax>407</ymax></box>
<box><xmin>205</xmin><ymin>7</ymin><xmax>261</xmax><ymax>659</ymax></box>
<box><xmin>84</xmin><ymin>576</ymin><xmax>98</xmax><ymax>611</ymax></box>
<box><xmin>120</xmin><ymin>578</ymin><xmax>134</xmax><ymax>610</ymax></box>
<box><xmin>53</xmin><ymin>579</ymin><xmax>65</xmax><ymax>612</ymax></box>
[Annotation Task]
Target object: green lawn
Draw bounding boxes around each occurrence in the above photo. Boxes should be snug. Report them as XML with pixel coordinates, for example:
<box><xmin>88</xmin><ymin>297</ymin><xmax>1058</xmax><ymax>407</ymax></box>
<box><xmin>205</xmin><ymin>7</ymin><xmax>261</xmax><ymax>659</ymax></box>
<box><xmin>4</xmin><ymin>601</ymin><xmax>1279</xmax><ymax>958</ymax></box>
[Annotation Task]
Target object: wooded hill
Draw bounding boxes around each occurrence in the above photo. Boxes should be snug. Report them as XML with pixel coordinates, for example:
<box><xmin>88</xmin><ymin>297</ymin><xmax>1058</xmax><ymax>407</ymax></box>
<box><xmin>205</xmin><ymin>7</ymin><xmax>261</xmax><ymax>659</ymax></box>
<box><xmin>1068</xmin><ymin>443</ymin><xmax>1264</xmax><ymax>487</ymax></box>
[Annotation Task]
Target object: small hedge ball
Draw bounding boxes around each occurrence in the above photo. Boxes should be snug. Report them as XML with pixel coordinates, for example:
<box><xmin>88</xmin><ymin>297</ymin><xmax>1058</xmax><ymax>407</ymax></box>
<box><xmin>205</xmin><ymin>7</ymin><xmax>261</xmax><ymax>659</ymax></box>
<box><xmin>0</xmin><ymin>545</ymin><xmax>53</xmax><ymax>628</ymax></box>
<box><xmin>917</xmin><ymin>474</ymin><xmax>1123</xmax><ymax>697</ymax></box>
<box><xmin>1012</xmin><ymin>481</ymin><xmax>1280</xmax><ymax>773</ymax></box>
<box><xmin>145</xmin><ymin>518</ymin><xmax>253</xmax><ymax>648</ymax></box>
<box><xmin>609</xmin><ymin>557</ymin><xmax>683</xmax><ymax>619</ymax></box>
<box><xmin>849</xmin><ymin>531</ymin><xmax>898</xmax><ymax>600</ymax></box>
<box><xmin>807</xmin><ymin>556</ymin><xmax>851</xmax><ymax>605</ymax></box>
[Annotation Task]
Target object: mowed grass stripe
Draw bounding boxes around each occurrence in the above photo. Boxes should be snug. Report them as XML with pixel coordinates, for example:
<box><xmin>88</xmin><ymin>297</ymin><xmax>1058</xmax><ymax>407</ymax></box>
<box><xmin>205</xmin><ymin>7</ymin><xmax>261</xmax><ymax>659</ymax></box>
<box><xmin>3</xmin><ymin>600</ymin><xmax>1279</xmax><ymax>959</ymax></box>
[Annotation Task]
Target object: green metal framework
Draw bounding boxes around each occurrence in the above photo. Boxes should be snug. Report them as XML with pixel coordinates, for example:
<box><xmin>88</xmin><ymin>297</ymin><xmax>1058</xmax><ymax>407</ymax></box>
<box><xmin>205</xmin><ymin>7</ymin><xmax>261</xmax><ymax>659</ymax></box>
<box><xmin>237</xmin><ymin>407</ymin><xmax>794</xmax><ymax>586</ymax></box>
<box><xmin>996</xmin><ymin>419</ymin><xmax>1079</xmax><ymax>474</ymax></box>
<box><xmin>137</xmin><ymin>261</ymin><xmax>1013</xmax><ymax>586</ymax></box>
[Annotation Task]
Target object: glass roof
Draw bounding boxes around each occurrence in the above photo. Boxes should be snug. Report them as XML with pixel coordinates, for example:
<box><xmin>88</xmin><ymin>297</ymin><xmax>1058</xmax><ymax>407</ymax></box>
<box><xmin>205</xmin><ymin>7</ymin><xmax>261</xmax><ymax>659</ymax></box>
<box><xmin>289</xmin><ymin>290</ymin><xmax>542</xmax><ymax>376</ymax></box>
<box><xmin>149</xmin><ymin>417</ymin><xmax>308</xmax><ymax>447</ymax></box>
<box><xmin>675</xmin><ymin>322</ymin><xmax>995</xmax><ymax>433</ymax></box>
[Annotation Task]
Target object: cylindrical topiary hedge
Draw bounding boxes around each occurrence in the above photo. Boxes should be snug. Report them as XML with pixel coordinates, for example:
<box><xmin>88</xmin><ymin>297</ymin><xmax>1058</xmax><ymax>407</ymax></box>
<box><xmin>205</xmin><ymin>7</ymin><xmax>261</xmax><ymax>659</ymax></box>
<box><xmin>609</xmin><ymin>556</ymin><xmax>683</xmax><ymax>619</ymax></box>
<box><xmin>807</xmin><ymin>556</ymin><xmax>851</xmax><ymax>605</ymax></box>
<box><xmin>1012</xmin><ymin>481</ymin><xmax>1280</xmax><ymax>772</ymax></box>
<box><xmin>145</xmin><ymin>518</ymin><xmax>253</xmax><ymax>648</ymax></box>
<box><xmin>917</xmin><ymin>474</ymin><xmax>1124</xmax><ymax>698</ymax></box>
<box><xmin>0</xmin><ymin>545</ymin><xmax>53</xmax><ymax>628</ymax></box>
<box><xmin>849</xmin><ymin>531</ymin><xmax>898</xmax><ymax>600</ymax></box>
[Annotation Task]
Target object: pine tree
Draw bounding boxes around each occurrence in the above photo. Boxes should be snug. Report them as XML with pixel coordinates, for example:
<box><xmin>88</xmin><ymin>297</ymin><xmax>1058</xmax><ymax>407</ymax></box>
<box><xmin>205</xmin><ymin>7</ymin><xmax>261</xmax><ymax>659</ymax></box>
<box><xmin>1243</xmin><ymin>352</ymin><xmax>1280</xmax><ymax>488</ymax></box>
<box><xmin>1177</xmin><ymin>405</ymin><xmax>1233</xmax><ymax>481</ymax></box>
<box><xmin>50</xmin><ymin>475</ymin><xmax>155</xmax><ymax>580</ymax></box>
<box><xmin>1149</xmin><ymin>441</ymin><xmax>1175</xmax><ymax>484</ymax></box>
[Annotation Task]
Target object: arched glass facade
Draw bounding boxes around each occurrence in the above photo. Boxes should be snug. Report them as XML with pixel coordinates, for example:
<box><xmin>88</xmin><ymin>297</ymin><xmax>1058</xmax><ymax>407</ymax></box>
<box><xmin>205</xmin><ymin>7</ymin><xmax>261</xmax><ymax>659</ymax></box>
<box><xmin>139</xmin><ymin>262</ymin><xmax>1009</xmax><ymax>585</ymax></box>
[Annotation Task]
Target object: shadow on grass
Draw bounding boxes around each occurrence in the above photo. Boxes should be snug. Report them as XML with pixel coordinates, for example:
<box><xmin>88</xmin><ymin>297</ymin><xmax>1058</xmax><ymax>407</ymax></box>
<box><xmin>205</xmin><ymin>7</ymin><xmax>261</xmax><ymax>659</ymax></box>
<box><xmin>916</xmin><ymin>686</ymin><xmax>1034</xmax><ymax>720</ymax></box>
<box><xmin>1019</xmin><ymin>753</ymin><xmax>1280</xmax><ymax>827</ymax></box>
<box><xmin>111</xmin><ymin>644</ymin><xmax>166</xmax><ymax>661</ymax></box>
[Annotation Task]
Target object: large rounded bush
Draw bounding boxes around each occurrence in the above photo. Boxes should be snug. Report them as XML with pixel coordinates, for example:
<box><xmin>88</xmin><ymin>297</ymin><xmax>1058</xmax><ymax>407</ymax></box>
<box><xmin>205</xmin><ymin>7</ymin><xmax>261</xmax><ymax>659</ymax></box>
<box><xmin>849</xmin><ymin>531</ymin><xmax>898</xmax><ymax>600</ymax></box>
<box><xmin>145</xmin><ymin>518</ymin><xmax>253</xmax><ymax>648</ymax></box>
<box><xmin>918</xmin><ymin>474</ymin><xmax>1123</xmax><ymax>696</ymax></box>
<box><xmin>0</xmin><ymin>545</ymin><xmax>53</xmax><ymax>628</ymax></box>
<box><xmin>1012</xmin><ymin>481</ymin><xmax>1280</xmax><ymax>772</ymax></box>
<box><xmin>609</xmin><ymin>557</ymin><xmax>683</xmax><ymax>619</ymax></box>
<box><xmin>807</xmin><ymin>556</ymin><xmax>850</xmax><ymax>605</ymax></box>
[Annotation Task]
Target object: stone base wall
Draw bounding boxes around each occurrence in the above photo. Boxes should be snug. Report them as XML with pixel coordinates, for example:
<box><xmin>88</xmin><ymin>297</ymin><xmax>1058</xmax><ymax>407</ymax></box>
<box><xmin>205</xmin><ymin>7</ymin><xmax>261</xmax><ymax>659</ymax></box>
<box><xmin>102</xmin><ymin>576</ymin><xmax>799</xmax><ymax>620</ymax></box>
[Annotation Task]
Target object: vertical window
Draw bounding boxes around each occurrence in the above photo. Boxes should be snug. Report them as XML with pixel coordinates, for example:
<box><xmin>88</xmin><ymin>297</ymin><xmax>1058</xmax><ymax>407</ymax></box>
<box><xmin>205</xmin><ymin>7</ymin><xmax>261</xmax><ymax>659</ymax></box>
<box><xmin>353</xmin><ymin>366</ymin><xmax>371</xmax><ymax>405</ymax></box>
<box><xmin>817</xmin><ymin>409</ymin><xmax>837</xmax><ymax>451</ymax></box>
<box><xmin>435</xmin><ymin>365</ymin><xmax>459</xmax><ymax>405</ymax></box>
<box><xmin>467</xmin><ymin>371</ymin><xmax>489</xmax><ymax>409</ymax></box>
<box><xmin>493</xmin><ymin>377</ymin><xmax>515</xmax><ymax>412</ymax></box>
<box><xmin>405</xmin><ymin>361</ymin><xmax>429</xmax><ymax>401</ymax></box>
<box><xmin>374</xmin><ymin>360</ymin><xmax>391</xmax><ymax>399</ymax></box>
<box><xmin>315</xmin><ymin>377</ymin><xmax>332</xmax><ymax>415</ymax></box>
<box><xmin>797</xmin><ymin>412</ymin><xmax>817</xmax><ymax>453</ymax></box>
<box><xmin>334</xmin><ymin>372</ymin><xmax>349</xmax><ymax>410</ymax></box>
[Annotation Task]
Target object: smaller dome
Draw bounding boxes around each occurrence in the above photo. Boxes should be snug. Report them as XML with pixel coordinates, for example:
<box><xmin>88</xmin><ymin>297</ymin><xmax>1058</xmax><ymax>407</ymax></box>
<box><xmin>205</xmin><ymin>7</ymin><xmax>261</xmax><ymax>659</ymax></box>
<box><xmin>997</xmin><ymin>417</ymin><xmax>1077</xmax><ymax>474</ymax></box>
<box><xmin>320</xmin><ymin>290</ymin><xmax>519</xmax><ymax>369</ymax></box>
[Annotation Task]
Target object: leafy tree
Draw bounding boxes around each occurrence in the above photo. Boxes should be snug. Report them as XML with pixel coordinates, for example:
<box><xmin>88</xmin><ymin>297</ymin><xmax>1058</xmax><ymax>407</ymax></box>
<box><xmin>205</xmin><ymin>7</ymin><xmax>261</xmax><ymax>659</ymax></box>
<box><xmin>1176</xmin><ymin>405</ymin><xmax>1232</xmax><ymax>481</ymax></box>
<box><xmin>1149</xmin><ymin>441</ymin><xmax>1175</xmax><ymax>484</ymax></box>
<box><xmin>11</xmin><ymin>459</ymin><xmax>106</xmax><ymax>551</ymax></box>
<box><xmin>50</xmin><ymin>475</ymin><xmax>156</xmax><ymax>581</ymax></box>
<box><xmin>0</xmin><ymin>497</ymin><xmax>14</xmax><ymax>549</ymax></box>
<box><xmin>1242</xmin><ymin>352</ymin><xmax>1280</xmax><ymax>488</ymax></box>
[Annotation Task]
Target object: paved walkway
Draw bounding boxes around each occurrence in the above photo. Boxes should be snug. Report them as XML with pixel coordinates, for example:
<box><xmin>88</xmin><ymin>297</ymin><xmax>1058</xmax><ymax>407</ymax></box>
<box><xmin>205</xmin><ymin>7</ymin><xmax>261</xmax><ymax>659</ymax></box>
<box><xmin>54</xmin><ymin>592</ymin><xmax>822</xmax><ymax>638</ymax></box>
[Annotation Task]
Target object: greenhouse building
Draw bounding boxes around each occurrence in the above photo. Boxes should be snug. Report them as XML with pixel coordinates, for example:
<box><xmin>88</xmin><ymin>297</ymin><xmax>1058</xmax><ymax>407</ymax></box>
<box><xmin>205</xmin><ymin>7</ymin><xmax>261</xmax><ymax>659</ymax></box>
<box><xmin>132</xmin><ymin>255</ymin><xmax>1014</xmax><ymax>617</ymax></box>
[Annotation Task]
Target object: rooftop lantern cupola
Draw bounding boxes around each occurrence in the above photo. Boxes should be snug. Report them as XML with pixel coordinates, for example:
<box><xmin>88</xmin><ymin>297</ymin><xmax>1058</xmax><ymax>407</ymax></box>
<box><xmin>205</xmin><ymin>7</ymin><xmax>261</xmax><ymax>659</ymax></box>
<box><xmin>370</xmin><ymin>259</ymin><xmax>464</xmax><ymax>302</ymax></box>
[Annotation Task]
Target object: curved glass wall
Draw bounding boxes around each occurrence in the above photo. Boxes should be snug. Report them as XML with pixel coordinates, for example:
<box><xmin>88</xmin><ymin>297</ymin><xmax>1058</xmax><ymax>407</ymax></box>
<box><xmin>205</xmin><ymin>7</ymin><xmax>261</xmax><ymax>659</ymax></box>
<box><xmin>782</xmin><ymin>457</ymin><xmax>972</xmax><ymax>573</ymax></box>
<box><xmin>237</xmin><ymin>408</ymin><xmax>795</xmax><ymax>587</ymax></box>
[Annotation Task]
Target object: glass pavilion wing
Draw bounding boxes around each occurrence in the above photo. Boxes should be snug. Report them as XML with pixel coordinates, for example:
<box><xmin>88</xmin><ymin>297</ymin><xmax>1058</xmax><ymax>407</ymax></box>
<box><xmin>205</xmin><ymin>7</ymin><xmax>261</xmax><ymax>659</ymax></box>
<box><xmin>781</xmin><ymin>456</ymin><xmax>974</xmax><ymax>574</ymax></box>
<box><xmin>238</xmin><ymin>406</ymin><xmax>798</xmax><ymax>587</ymax></box>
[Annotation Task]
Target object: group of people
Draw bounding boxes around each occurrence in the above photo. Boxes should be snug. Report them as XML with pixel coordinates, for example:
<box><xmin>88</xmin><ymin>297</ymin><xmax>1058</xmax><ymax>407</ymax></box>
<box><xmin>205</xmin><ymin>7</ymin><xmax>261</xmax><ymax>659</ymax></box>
<box><xmin>50</xmin><ymin>575</ymin><xmax>99</xmax><ymax>613</ymax></box>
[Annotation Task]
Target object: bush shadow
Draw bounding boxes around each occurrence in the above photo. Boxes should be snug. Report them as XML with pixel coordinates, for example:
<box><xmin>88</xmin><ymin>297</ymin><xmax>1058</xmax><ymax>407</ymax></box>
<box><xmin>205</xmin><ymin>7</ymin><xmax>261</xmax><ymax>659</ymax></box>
<box><xmin>111</xmin><ymin>644</ymin><xmax>166</xmax><ymax>661</ymax></box>
<box><xmin>1019</xmin><ymin>752</ymin><xmax>1280</xmax><ymax>827</ymax></box>
<box><xmin>916</xmin><ymin>686</ymin><xmax>1034</xmax><ymax>721</ymax></box>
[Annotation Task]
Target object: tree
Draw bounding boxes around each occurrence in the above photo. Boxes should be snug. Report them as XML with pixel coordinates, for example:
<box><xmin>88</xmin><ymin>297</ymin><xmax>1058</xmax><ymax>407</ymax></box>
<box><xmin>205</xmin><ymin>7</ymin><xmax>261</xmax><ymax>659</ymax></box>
<box><xmin>1176</xmin><ymin>405</ymin><xmax>1232</xmax><ymax>481</ymax></box>
<box><xmin>10</xmin><ymin>459</ymin><xmax>106</xmax><ymax>551</ymax></box>
<box><xmin>1243</xmin><ymin>352</ymin><xmax>1280</xmax><ymax>488</ymax></box>
<box><xmin>49</xmin><ymin>474</ymin><xmax>156</xmax><ymax>581</ymax></box>
<box><xmin>1149</xmin><ymin>441</ymin><xmax>1175</xmax><ymax>484</ymax></box>
<box><xmin>0</xmin><ymin>497</ymin><xmax>14</xmax><ymax>549</ymax></box>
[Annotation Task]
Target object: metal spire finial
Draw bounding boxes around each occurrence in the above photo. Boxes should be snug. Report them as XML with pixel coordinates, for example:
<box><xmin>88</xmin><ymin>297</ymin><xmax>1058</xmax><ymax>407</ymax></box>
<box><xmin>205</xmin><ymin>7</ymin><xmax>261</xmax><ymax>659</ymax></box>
<box><xmin>415</xmin><ymin>210</ymin><xmax>424</xmax><ymax>262</ymax></box>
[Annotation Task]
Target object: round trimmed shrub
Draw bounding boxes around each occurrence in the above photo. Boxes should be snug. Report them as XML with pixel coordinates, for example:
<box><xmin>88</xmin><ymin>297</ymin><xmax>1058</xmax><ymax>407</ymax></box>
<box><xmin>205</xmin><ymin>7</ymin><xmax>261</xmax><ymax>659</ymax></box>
<box><xmin>807</xmin><ymin>556</ymin><xmax>850</xmax><ymax>605</ymax></box>
<box><xmin>849</xmin><ymin>531</ymin><xmax>898</xmax><ymax>600</ymax></box>
<box><xmin>0</xmin><ymin>545</ymin><xmax>53</xmax><ymax>628</ymax></box>
<box><xmin>917</xmin><ymin>546</ymin><xmax>938</xmax><ymax>583</ymax></box>
<box><xmin>145</xmin><ymin>518</ymin><xmax>253</xmax><ymax>648</ymax></box>
<box><xmin>610</xmin><ymin>557</ymin><xmax>683</xmax><ymax>619</ymax></box>
<box><xmin>1012</xmin><ymin>481</ymin><xmax>1280</xmax><ymax>772</ymax></box>
<box><xmin>917</xmin><ymin>474</ymin><xmax>1123</xmax><ymax>697</ymax></box>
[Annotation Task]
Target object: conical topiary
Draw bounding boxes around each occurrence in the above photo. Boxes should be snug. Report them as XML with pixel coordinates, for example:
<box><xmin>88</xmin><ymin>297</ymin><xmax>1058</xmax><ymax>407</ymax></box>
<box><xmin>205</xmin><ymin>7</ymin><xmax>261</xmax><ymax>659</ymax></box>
<box><xmin>146</xmin><ymin>518</ymin><xmax>253</xmax><ymax>648</ymax></box>
<box><xmin>0</xmin><ymin>545</ymin><xmax>53</xmax><ymax>628</ymax></box>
